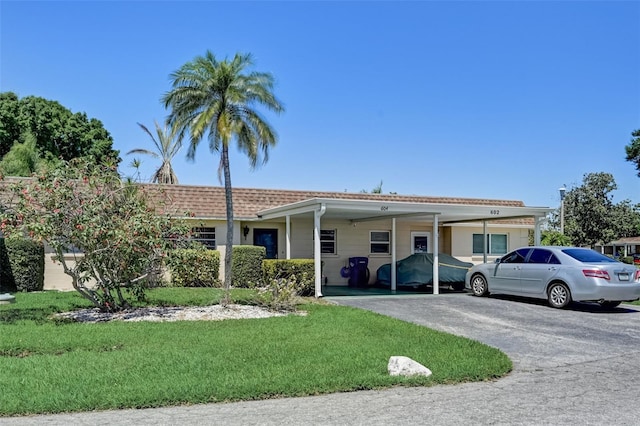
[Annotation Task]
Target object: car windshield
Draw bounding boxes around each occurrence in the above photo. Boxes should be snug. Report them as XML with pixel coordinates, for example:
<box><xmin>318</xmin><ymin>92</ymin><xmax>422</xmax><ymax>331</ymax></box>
<box><xmin>562</xmin><ymin>248</ymin><xmax>618</xmax><ymax>263</ymax></box>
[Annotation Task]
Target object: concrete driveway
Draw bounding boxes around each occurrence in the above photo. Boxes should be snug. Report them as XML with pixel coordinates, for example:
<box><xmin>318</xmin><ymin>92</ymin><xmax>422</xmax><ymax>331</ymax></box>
<box><xmin>5</xmin><ymin>293</ymin><xmax>640</xmax><ymax>425</ymax></box>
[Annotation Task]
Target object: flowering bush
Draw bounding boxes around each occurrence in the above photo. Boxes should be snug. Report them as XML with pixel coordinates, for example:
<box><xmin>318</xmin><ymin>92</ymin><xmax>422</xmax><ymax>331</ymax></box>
<box><xmin>257</xmin><ymin>273</ymin><xmax>307</xmax><ymax>312</ymax></box>
<box><xmin>0</xmin><ymin>158</ymin><xmax>190</xmax><ymax>312</ymax></box>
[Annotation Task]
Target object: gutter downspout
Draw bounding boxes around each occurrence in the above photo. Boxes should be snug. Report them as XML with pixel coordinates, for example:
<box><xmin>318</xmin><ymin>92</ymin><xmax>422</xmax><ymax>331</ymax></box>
<box><xmin>314</xmin><ymin>203</ymin><xmax>326</xmax><ymax>298</ymax></box>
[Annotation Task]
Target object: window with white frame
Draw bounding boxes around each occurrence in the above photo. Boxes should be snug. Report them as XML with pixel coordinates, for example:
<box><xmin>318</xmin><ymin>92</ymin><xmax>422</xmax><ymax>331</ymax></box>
<box><xmin>320</xmin><ymin>229</ymin><xmax>337</xmax><ymax>254</ymax></box>
<box><xmin>473</xmin><ymin>233</ymin><xmax>507</xmax><ymax>255</ymax></box>
<box><xmin>370</xmin><ymin>230</ymin><xmax>390</xmax><ymax>254</ymax></box>
<box><xmin>192</xmin><ymin>227</ymin><xmax>216</xmax><ymax>249</ymax></box>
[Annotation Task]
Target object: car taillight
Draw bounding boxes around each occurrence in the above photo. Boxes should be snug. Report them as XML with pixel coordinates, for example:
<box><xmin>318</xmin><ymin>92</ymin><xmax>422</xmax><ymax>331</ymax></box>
<box><xmin>583</xmin><ymin>269</ymin><xmax>610</xmax><ymax>280</ymax></box>
<box><xmin>635</xmin><ymin>270</ymin><xmax>640</xmax><ymax>281</ymax></box>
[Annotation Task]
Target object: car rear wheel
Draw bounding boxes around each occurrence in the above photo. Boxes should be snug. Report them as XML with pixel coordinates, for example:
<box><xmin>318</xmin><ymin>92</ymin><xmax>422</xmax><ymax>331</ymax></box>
<box><xmin>599</xmin><ymin>301</ymin><xmax>621</xmax><ymax>309</ymax></box>
<box><xmin>547</xmin><ymin>282</ymin><xmax>571</xmax><ymax>308</ymax></box>
<box><xmin>470</xmin><ymin>274</ymin><xmax>488</xmax><ymax>296</ymax></box>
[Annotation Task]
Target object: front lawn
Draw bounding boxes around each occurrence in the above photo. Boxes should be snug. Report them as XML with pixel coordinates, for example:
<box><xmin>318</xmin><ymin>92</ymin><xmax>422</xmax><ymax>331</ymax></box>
<box><xmin>0</xmin><ymin>289</ymin><xmax>511</xmax><ymax>416</ymax></box>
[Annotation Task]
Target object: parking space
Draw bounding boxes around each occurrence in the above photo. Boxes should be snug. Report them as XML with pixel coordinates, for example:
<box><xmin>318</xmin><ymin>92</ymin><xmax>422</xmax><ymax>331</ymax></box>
<box><xmin>332</xmin><ymin>293</ymin><xmax>640</xmax><ymax>370</ymax></box>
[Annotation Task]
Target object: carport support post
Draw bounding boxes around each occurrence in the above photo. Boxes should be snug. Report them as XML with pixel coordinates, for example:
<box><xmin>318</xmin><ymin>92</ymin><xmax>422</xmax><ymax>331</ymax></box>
<box><xmin>391</xmin><ymin>217</ymin><xmax>397</xmax><ymax>292</ymax></box>
<box><xmin>433</xmin><ymin>214</ymin><xmax>439</xmax><ymax>295</ymax></box>
<box><xmin>534</xmin><ymin>216</ymin><xmax>544</xmax><ymax>245</ymax></box>
<box><xmin>313</xmin><ymin>204</ymin><xmax>326</xmax><ymax>297</ymax></box>
<box><xmin>285</xmin><ymin>215</ymin><xmax>291</xmax><ymax>259</ymax></box>
<box><xmin>483</xmin><ymin>221</ymin><xmax>488</xmax><ymax>263</ymax></box>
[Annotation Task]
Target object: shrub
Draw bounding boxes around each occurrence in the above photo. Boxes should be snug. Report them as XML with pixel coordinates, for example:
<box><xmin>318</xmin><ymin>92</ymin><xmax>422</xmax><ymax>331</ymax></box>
<box><xmin>0</xmin><ymin>239</ymin><xmax>13</xmax><ymax>292</ymax></box>
<box><xmin>0</xmin><ymin>159</ymin><xmax>190</xmax><ymax>311</ymax></box>
<box><xmin>232</xmin><ymin>245</ymin><xmax>265</xmax><ymax>288</ymax></box>
<box><xmin>256</xmin><ymin>273</ymin><xmax>307</xmax><ymax>311</ymax></box>
<box><xmin>166</xmin><ymin>248</ymin><xmax>220</xmax><ymax>287</ymax></box>
<box><xmin>0</xmin><ymin>238</ymin><xmax>44</xmax><ymax>292</ymax></box>
<box><xmin>620</xmin><ymin>256</ymin><xmax>634</xmax><ymax>265</ymax></box>
<box><xmin>262</xmin><ymin>259</ymin><xmax>315</xmax><ymax>296</ymax></box>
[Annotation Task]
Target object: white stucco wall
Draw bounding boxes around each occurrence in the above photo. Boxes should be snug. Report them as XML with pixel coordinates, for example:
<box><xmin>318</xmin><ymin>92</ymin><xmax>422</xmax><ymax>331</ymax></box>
<box><xmin>282</xmin><ymin>218</ymin><xmax>451</xmax><ymax>286</ymax></box>
<box><xmin>41</xmin><ymin>218</ymin><xmax>533</xmax><ymax>291</ymax></box>
<box><xmin>449</xmin><ymin>224</ymin><xmax>531</xmax><ymax>264</ymax></box>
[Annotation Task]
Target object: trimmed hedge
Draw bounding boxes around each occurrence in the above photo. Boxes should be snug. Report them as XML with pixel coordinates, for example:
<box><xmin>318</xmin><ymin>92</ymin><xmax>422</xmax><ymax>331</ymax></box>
<box><xmin>0</xmin><ymin>238</ymin><xmax>44</xmax><ymax>292</ymax></box>
<box><xmin>262</xmin><ymin>259</ymin><xmax>315</xmax><ymax>296</ymax></box>
<box><xmin>232</xmin><ymin>245</ymin><xmax>265</xmax><ymax>288</ymax></box>
<box><xmin>166</xmin><ymin>249</ymin><xmax>221</xmax><ymax>287</ymax></box>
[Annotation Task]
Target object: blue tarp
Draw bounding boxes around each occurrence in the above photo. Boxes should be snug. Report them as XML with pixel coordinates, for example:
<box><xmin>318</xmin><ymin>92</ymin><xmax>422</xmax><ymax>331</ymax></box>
<box><xmin>376</xmin><ymin>253</ymin><xmax>473</xmax><ymax>287</ymax></box>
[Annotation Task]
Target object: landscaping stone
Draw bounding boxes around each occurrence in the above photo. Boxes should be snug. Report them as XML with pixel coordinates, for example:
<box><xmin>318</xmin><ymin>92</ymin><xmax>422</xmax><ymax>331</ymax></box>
<box><xmin>0</xmin><ymin>293</ymin><xmax>16</xmax><ymax>304</ymax></box>
<box><xmin>387</xmin><ymin>356</ymin><xmax>432</xmax><ymax>377</ymax></box>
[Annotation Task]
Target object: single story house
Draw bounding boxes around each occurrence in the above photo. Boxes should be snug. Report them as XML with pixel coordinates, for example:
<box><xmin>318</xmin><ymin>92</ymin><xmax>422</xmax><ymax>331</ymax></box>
<box><xmin>134</xmin><ymin>184</ymin><xmax>552</xmax><ymax>297</ymax></box>
<box><xmin>595</xmin><ymin>237</ymin><xmax>640</xmax><ymax>258</ymax></box>
<box><xmin>4</xmin><ymin>178</ymin><xmax>552</xmax><ymax>295</ymax></box>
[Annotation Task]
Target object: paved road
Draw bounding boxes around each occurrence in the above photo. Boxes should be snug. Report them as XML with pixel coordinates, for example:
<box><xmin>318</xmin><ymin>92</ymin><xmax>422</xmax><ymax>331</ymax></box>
<box><xmin>5</xmin><ymin>293</ymin><xmax>640</xmax><ymax>425</ymax></box>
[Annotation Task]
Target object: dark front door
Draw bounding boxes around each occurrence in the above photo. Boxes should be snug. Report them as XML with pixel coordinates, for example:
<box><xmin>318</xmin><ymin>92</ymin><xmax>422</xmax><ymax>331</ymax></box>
<box><xmin>254</xmin><ymin>229</ymin><xmax>278</xmax><ymax>259</ymax></box>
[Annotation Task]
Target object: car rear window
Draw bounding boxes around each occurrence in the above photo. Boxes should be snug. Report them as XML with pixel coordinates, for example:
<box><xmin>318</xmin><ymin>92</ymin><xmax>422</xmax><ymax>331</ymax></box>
<box><xmin>562</xmin><ymin>248</ymin><xmax>618</xmax><ymax>263</ymax></box>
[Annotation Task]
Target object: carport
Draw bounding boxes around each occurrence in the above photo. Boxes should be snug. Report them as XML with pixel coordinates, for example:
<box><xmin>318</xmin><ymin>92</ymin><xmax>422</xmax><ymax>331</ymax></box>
<box><xmin>257</xmin><ymin>198</ymin><xmax>551</xmax><ymax>297</ymax></box>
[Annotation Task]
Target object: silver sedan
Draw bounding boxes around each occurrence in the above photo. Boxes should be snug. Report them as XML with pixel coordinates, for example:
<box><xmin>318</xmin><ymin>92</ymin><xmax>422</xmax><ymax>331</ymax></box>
<box><xmin>465</xmin><ymin>246</ymin><xmax>640</xmax><ymax>308</ymax></box>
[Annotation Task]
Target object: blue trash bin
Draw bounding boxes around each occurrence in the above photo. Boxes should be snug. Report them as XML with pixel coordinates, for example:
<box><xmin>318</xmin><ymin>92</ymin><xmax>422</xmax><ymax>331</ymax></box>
<box><xmin>348</xmin><ymin>257</ymin><xmax>370</xmax><ymax>288</ymax></box>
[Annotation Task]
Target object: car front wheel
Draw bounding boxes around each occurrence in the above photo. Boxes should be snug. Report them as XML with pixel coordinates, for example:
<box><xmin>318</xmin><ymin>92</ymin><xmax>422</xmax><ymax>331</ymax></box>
<box><xmin>547</xmin><ymin>282</ymin><xmax>571</xmax><ymax>308</ymax></box>
<box><xmin>470</xmin><ymin>274</ymin><xmax>488</xmax><ymax>297</ymax></box>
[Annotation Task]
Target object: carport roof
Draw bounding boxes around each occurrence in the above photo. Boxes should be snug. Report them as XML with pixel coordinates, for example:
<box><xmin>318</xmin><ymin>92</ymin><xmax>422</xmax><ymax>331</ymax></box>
<box><xmin>258</xmin><ymin>197</ymin><xmax>551</xmax><ymax>224</ymax></box>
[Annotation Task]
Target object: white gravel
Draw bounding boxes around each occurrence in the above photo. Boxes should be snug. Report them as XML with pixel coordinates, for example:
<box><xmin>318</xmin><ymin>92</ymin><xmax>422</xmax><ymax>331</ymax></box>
<box><xmin>54</xmin><ymin>304</ymin><xmax>302</xmax><ymax>323</ymax></box>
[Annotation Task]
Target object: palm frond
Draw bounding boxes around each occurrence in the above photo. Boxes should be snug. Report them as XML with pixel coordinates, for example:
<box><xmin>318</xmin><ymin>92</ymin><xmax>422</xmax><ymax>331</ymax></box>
<box><xmin>127</xmin><ymin>120</ymin><xmax>182</xmax><ymax>184</ymax></box>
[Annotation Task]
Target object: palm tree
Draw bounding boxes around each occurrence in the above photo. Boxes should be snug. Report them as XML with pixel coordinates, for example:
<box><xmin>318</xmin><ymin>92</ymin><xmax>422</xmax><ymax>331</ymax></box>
<box><xmin>162</xmin><ymin>51</ymin><xmax>284</xmax><ymax>303</ymax></box>
<box><xmin>126</xmin><ymin>121</ymin><xmax>181</xmax><ymax>184</ymax></box>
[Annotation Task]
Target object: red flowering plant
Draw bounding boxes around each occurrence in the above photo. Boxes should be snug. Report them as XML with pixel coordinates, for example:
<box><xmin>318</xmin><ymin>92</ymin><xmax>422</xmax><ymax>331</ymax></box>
<box><xmin>0</xmin><ymin>158</ymin><xmax>190</xmax><ymax>312</ymax></box>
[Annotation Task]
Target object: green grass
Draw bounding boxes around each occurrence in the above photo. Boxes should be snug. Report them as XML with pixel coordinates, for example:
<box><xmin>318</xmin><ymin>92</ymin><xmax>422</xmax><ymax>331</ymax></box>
<box><xmin>0</xmin><ymin>289</ymin><xmax>511</xmax><ymax>416</ymax></box>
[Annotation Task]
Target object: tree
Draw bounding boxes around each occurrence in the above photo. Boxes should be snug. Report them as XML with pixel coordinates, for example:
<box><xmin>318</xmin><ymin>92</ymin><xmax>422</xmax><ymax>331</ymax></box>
<box><xmin>610</xmin><ymin>199</ymin><xmax>640</xmax><ymax>238</ymax></box>
<box><xmin>625</xmin><ymin>129</ymin><xmax>640</xmax><ymax>176</ymax></box>
<box><xmin>0</xmin><ymin>130</ymin><xmax>43</xmax><ymax>176</ymax></box>
<box><xmin>540</xmin><ymin>230</ymin><xmax>571</xmax><ymax>246</ymax></box>
<box><xmin>0</xmin><ymin>158</ymin><xmax>189</xmax><ymax>312</ymax></box>
<box><xmin>361</xmin><ymin>180</ymin><xmax>384</xmax><ymax>194</ymax></box>
<box><xmin>562</xmin><ymin>172</ymin><xmax>640</xmax><ymax>247</ymax></box>
<box><xmin>162</xmin><ymin>51</ymin><xmax>284</xmax><ymax>304</ymax></box>
<box><xmin>0</xmin><ymin>92</ymin><xmax>119</xmax><ymax>170</ymax></box>
<box><xmin>0</xmin><ymin>92</ymin><xmax>21</xmax><ymax>154</ymax></box>
<box><xmin>127</xmin><ymin>121</ymin><xmax>181</xmax><ymax>184</ymax></box>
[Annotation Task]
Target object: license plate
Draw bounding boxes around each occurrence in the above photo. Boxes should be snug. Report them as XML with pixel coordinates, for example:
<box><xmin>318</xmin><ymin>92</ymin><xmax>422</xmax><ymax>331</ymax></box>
<box><xmin>618</xmin><ymin>273</ymin><xmax>630</xmax><ymax>281</ymax></box>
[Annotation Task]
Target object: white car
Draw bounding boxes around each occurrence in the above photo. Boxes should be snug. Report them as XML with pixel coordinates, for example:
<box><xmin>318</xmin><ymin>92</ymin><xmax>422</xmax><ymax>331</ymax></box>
<box><xmin>465</xmin><ymin>246</ymin><xmax>640</xmax><ymax>309</ymax></box>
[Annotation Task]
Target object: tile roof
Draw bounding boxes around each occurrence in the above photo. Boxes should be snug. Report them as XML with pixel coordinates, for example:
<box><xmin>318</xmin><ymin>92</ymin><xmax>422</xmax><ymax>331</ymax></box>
<box><xmin>140</xmin><ymin>183</ymin><xmax>528</xmax><ymax>221</ymax></box>
<box><xmin>603</xmin><ymin>236</ymin><xmax>640</xmax><ymax>245</ymax></box>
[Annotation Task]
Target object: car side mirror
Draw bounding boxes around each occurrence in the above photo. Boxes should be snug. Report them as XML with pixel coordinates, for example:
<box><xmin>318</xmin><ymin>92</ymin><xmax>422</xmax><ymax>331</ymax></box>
<box><xmin>494</xmin><ymin>258</ymin><xmax>501</xmax><ymax>264</ymax></box>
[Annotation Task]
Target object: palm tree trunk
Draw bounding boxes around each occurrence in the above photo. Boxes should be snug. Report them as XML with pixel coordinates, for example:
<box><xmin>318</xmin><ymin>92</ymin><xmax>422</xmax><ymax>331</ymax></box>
<box><xmin>222</xmin><ymin>144</ymin><xmax>234</xmax><ymax>306</ymax></box>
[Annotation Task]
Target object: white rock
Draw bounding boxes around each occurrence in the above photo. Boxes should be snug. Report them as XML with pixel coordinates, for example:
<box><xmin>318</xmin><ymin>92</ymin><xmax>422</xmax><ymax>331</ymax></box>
<box><xmin>0</xmin><ymin>293</ymin><xmax>16</xmax><ymax>304</ymax></box>
<box><xmin>388</xmin><ymin>356</ymin><xmax>432</xmax><ymax>377</ymax></box>
<box><xmin>53</xmin><ymin>304</ymin><xmax>305</xmax><ymax>323</ymax></box>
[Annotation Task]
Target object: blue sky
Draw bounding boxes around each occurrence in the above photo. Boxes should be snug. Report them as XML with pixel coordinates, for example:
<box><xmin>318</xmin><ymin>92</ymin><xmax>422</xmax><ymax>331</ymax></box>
<box><xmin>1</xmin><ymin>1</ymin><xmax>639</xmax><ymax>209</ymax></box>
